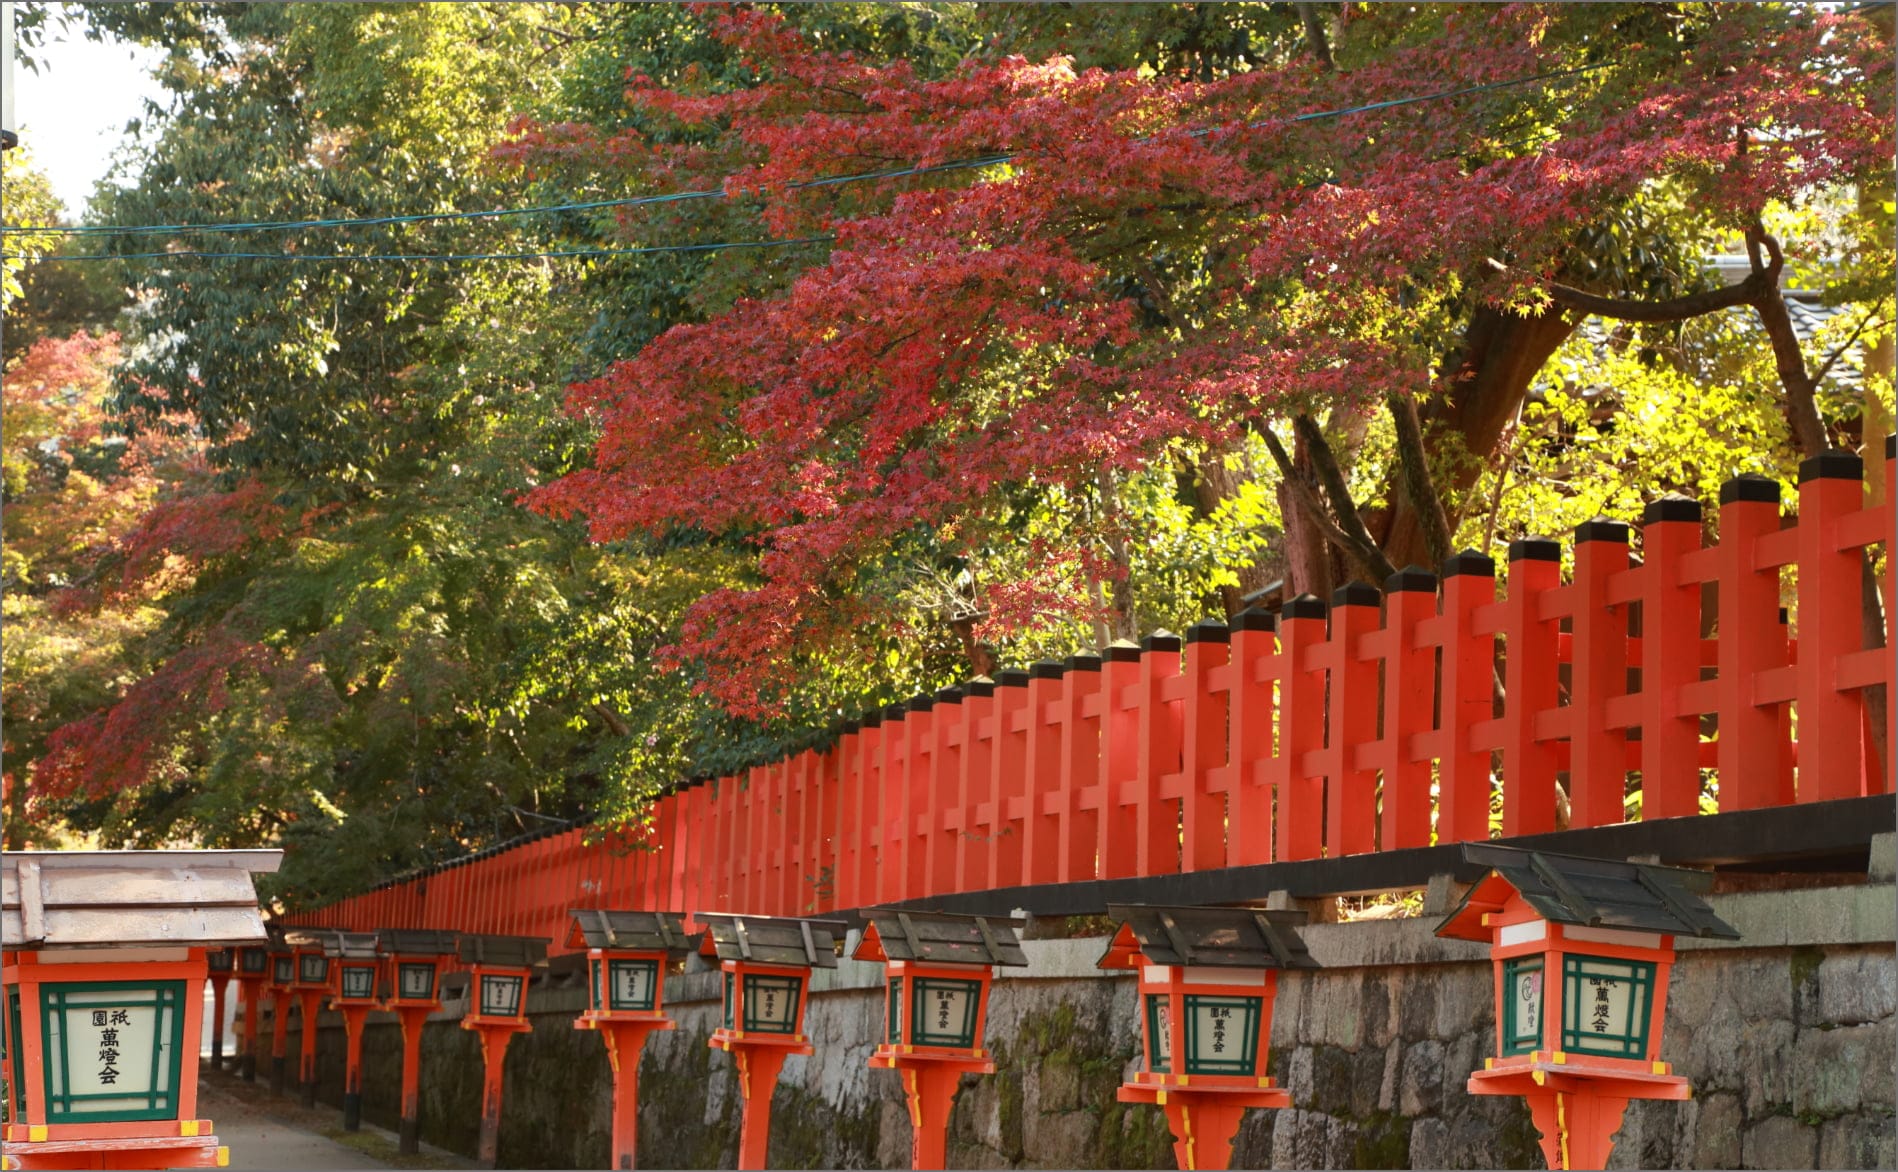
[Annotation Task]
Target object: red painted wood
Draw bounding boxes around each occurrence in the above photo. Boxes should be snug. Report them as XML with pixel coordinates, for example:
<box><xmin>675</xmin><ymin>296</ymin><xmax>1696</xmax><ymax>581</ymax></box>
<box><xmin>990</xmin><ymin>678</ymin><xmax>1029</xmax><ymax>891</ymax></box>
<box><xmin>1571</xmin><ymin>521</ymin><xmax>1633</xmax><ymax>829</ymax></box>
<box><xmin>1795</xmin><ymin>456</ymin><xmax>1869</xmax><ymax>801</ymax></box>
<box><xmin>1056</xmin><ymin>661</ymin><xmax>1101</xmax><ymax>884</ymax></box>
<box><xmin>956</xmin><ymin>684</ymin><xmax>996</xmax><ymax>893</ymax></box>
<box><xmin>1095</xmin><ymin>648</ymin><xmax>1141</xmax><ymax>878</ymax></box>
<box><xmin>1501</xmin><ymin>545</ymin><xmax>1562</xmax><ymax>836</ymax></box>
<box><xmin>1273</xmin><ymin>604</ymin><xmax>1326</xmax><ymax>862</ymax></box>
<box><xmin>1134</xmin><ymin>640</ymin><xmax>1182</xmax><ymax>876</ymax></box>
<box><xmin>1021</xmin><ymin>667</ymin><xmax>1064</xmax><ymax>887</ymax></box>
<box><xmin>1179</xmin><ymin>628</ymin><xmax>1229</xmax><ymax>873</ymax></box>
<box><xmin>1325</xmin><ymin>592</ymin><xmax>1380</xmax><ymax>857</ymax></box>
<box><xmin>1380</xmin><ymin>579</ymin><xmax>1436</xmax><ymax>850</ymax></box>
<box><xmin>1638</xmin><ymin>506</ymin><xmax>1704</xmax><ymax>819</ymax></box>
<box><xmin>1437</xmin><ymin>557</ymin><xmax>1497</xmax><ymax>845</ymax></box>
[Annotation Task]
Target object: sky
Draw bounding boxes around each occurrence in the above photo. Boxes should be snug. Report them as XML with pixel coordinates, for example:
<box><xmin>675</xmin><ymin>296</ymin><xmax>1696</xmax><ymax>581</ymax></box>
<box><xmin>10</xmin><ymin>29</ymin><xmax>167</xmax><ymax>218</ymax></box>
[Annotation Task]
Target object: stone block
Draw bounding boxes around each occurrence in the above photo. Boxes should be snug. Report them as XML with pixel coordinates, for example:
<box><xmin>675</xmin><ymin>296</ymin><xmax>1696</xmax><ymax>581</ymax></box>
<box><xmin>1037</xmin><ymin>1054</ymin><xmax>1083</xmax><ymax>1114</ymax></box>
<box><xmin>1349</xmin><ymin>1044</ymin><xmax>1388</xmax><ymax>1118</ymax></box>
<box><xmin>1743</xmin><ymin>1114</ymin><xmax>1819</xmax><ymax>1170</ymax></box>
<box><xmin>1740</xmin><ymin>1018</ymin><xmax>1798</xmax><ymax>1115</ymax></box>
<box><xmin>1305</xmin><ymin>968</ymin><xmax>1366</xmax><ymax>1047</ymax></box>
<box><xmin>1022</xmin><ymin>1110</ymin><xmax>1096</xmax><ymax>1169</ymax></box>
<box><xmin>1376</xmin><ymin>1040</ymin><xmax>1401</xmax><ymax>1114</ymax></box>
<box><xmin>1409</xmin><ymin>1116</ymin><xmax>1451</xmax><ymax>1171</ymax></box>
<box><xmin>1432</xmin><ymin>966</ymin><xmax>1494</xmax><ymax>1042</ymax></box>
<box><xmin>1400</xmin><ymin>1038</ymin><xmax>1446</xmax><ymax>1117</ymax></box>
<box><xmin>1311</xmin><ymin>1045</ymin><xmax>1358</xmax><ymax>1112</ymax></box>
<box><xmin>1793</xmin><ymin>1022</ymin><xmax>1897</xmax><ymax>1118</ymax></box>
<box><xmin>1286</xmin><ymin>1044</ymin><xmax>1315</xmax><ymax>1103</ymax></box>
<box><xmin>1691</xmin><ymin>1094</ymin><xmax>1749</xmax><ymax>1170</ymax></box>
<box><xmin>1819</xmin><ymin>1111</ymin><xmax>1898</xmax><ymax>1170</ymax></box>
<box><xmin>1394</xmin><ymin>967</ymin><xmax>1441</xmax><ymax>1042</ymax></box>
<box><xmin>1817</xmin><ymin>950</ymin><xmax>1898</xmax><ymax>1026</ymax></box>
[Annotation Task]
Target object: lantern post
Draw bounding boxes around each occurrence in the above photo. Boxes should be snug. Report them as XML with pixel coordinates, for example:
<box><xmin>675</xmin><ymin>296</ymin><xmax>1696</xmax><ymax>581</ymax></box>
<box><xmin>457</xmin><ymin>934</ymin><xmax>549</xmax><ymax>1169</ymax></box>
<box><xmin>319</xmin><ymin>932</ymin><xmax>382</xmax><ymax>1132</ymax></box>
<box><xmin>853</xmin><ymin>910</ymin><xmax>1027</xmax><ymax>1170</ymax></box>
<box><xmin>0</xmin><ymin>848</ymin><xmax>280</xmax><ymax>1171</ymax></box>
<box><xmin>568</xmin><ymin>911</ymin><xmax>701</xmax><ymax>1171</ymax></box>
<box><xmin>697</xmin><ymin>914</ymin><xmax>846</xmax><ymax>1171</ymax></box>
<box><xmin>1434</xmin><ymin>844</ymin><xmax>1740</xmax><ymax>1170</ymax></box>
<box><xmin>264</xmin><ymin>933</ymin><xmax>295</xmax><ymax>1096</ymax></box>
<box><xmin>282</xmin><ymin>931</ymin><xmax>333</xmax><ymax>1109</ymax></box>
<box><xmin>1099</xmin><ymin>903</ymin><xmax>1317</xmax><ymax>1171</ymax></box>
<box><xmin>230</xmin><ymin>944</ymin><xmax>270</xmax><ymax>1082</ymax></box>
<box><xmin>204</xmin><ymin>949</ymin><xmax>234</xmax><ymax>1072</ymax></box>
<box><xmin>376</xmin><ymin>929</ymin><xmax>458</xmax><ymax>1155</ymax></box>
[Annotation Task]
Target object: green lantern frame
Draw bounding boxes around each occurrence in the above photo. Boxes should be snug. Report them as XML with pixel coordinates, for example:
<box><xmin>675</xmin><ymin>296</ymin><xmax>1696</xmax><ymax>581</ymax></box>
<box><xmin>38</xmin><ymin>980</ymin><xmax>186</xmax><ymax>1124</ymax></box>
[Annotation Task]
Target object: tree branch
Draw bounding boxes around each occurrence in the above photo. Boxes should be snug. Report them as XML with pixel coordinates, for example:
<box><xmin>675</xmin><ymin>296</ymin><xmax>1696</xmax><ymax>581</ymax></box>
<box><xmin>1485</xmin><ymin>256</ymin><xmax>1769</xmax><ymax>322</ymax></box>
<box><xmin>1741</xmin><ymin>224</ymin><xmax>1827</xmax><ymax>457</ymax></box>
<box><xmin>1293</xmin><ymin>414</ymin><xmax>1399</xmax><ymax>583</ymax></box>
<box><xmin>1387</xmin><ymin>392</ymin><xmax>1454</xmax><ymax>568</ymax></box>
<box><xmin>1296</xmin><ymin>2</ymin><xmax>1335</xmax><ymax>71</ymax></box>
<box><xmin>1260</xmin><ymin>422</ymin><xmax>1397</xmax><ymax>585</ymax></box>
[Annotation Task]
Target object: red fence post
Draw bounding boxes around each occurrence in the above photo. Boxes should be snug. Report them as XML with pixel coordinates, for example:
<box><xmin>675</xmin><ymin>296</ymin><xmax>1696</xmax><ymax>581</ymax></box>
<box><xmin>1226</xmin><ymin>609</ymin><xmax>1277</xmax><ymax>866</ymax></box>
<box><xmin>835</xmin><ymin>723</ymin><xmax>863</xmax><ymax>911</ymax></box>
<box><xmin>1637</xmin><ymin>501</ymin><xmax>1704</xmax><ymax>820</ymax></box>
<box><xmin>1500</xmin><ymin>540</ymin><xmax>1562</xmax><ymax>836</ymax></box>
<box><xmin>1057</xmin><ymin>655</ymin><xmax>1103</xmax><ymax>883</ymax></box>
<box><xmin>902</xmin><ymin>698</ymin><xmax>935</xmax><ymax>901</ymax></box>
<box><xmin>1096</xmin><ymin>645</ymin><xmax>1141</xmax><ymax>878</ymax></box>
<box><xmin>1022</xmin><ymin>662</ymin><xmax>1065</xmax><ymax>887</ymax></box>
<box><xmin>956</xmin><ymin>682</ymin><xmax>995</xmax><ymax>894</ymax></box>
<box><xmin>1795</xmin><ymin>451</ymin><xmax>1869</xmax><ymax>801</ymax></box>
<box><xmin>1570</xmin><ymin>519</ymin><xmax>1633</xmax><ymax>829</ymax></box>
<box><xmin>1179</xmin><ymin>621</ymin><xmax>1231</xmax><ymax>873</ymax></box>
<box><xmin>991</xmin><ymin>670</ymin><xmax>1031</xmax><ymax>889</ymax></box>
<box><xmin>1134</xmin><ymin>633</ymin><xmax>1183</xmax><ymax>877</ymax></box>
<box><xmin>928</xmin><ymin>687</ymin><xmax>965</xmax><ymax>898</ymax></box>
<box><xmin>859</xmin><ymin>711</ymin><xmax>887</xmax><ymax>906</ymax></box>
<box><xmin>1274</xmin><ymin>597</ymin><xmax>1327</xmax><ymax>862</ymax></box>
<box><xmin>1436</xmin><ymin>552</ymin><xmax>1496</xmax><ymax>845</ymax></box>
<box><xmin>1325</xmin><ymin>585</ymin><xmax>1381</xmax><ymax>857</ymax></box>
<box><xmin>1380</xmin><ymin>570</ymin><xmax>1437</xmax><ymax>851</ymax></box>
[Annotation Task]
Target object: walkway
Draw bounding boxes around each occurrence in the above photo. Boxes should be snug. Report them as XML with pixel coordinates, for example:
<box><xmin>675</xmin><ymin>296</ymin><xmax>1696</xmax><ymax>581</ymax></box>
<box><xmin>196</xmin><ymin>1068</ymin><xmax>474</xmax><ymax>1171</ymax></box>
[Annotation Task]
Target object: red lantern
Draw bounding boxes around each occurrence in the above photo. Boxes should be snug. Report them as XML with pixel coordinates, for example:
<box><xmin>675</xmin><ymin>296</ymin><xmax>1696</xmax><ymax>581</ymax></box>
<box><xmin>1436</xmin><ymin>844</ymin><xmax>1740</xmax><ymax>1170</ymax></box>
<box><xmin>697</xmin><ymin>914</ymin><xmax>846</xmax><ymax>1171</ymax></box>
<box><xmin>853</xmin><ymin>910</ymin><xmax>1026</xmax><ymax>1170</ymax></box>
<box><xmin>1099</xmin><ymin>903</ymin><xmax>1316</xmax><ymax>1172</ymax></box>
<box><xmin>568</xmin><ymin>910</ymin><xmax>700</xmax><ymax>1172</ymax></box>
<box><xmin>318</xmin><ymin>932</ymin><xmax>381</xmax><ymax>1132</ymax></box>
<box><xmin>375</xmin><ymin>929</ymin><xmax>458</xmax><ymax>1156</ymax></box>
<box><xmin>456</xmin><ymin>935</ymin><xmax>549</xmax><ymax>1169</ymax></box>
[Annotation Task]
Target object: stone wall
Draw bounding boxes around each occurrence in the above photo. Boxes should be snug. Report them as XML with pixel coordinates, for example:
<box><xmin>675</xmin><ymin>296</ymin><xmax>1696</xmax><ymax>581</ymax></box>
<box><xmin>276</xmin><ymin>878</ymin><xmax>1896</xmax><ymax>1169</ymax></box>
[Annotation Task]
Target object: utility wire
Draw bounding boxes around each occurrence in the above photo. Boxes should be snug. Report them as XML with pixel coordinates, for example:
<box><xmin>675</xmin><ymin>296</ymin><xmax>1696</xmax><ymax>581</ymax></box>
<box><xmin>13</xmin><ymin>237</ymin><xmax>837</xmax><ymax>263</ymax></box>
<box><xmin>1</xmin><ymin>63</ymin><xmax>1603</xmax><ymax>246</ymax></box>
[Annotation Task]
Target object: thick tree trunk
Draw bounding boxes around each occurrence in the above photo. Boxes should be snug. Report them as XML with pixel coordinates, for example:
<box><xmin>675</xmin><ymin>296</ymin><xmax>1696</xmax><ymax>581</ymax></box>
<box><xmin>1380</xmin><ymin>305</ymin><xmax>1578</xmax><ymax>566</ymax></box>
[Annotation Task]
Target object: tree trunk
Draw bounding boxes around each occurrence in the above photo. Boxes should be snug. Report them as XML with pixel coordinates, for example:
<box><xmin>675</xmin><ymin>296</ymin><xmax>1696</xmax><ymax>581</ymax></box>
<box><xmin>1380</xmin><ymin>305</ymin><xmax>1578</xmax><ymax>566</ymax></box>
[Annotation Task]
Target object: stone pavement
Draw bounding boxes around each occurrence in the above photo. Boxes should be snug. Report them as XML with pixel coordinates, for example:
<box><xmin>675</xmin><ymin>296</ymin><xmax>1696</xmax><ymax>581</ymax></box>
<box><xmin>196</xmin><ymin>1067</ymin><xmax>475</xmax><ymax>1171</ymax></box>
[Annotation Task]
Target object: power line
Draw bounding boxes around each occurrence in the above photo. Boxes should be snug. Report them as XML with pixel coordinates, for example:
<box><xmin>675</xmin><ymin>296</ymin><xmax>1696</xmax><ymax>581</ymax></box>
<box><xmin>0</xmin><ymin>64</ymin><xmax>1603</xmax><ymax>244</ymax></box>
<box><xmin>4</xmin><ymin>236</ymin><xmax>836</xmax><ymax>263</ymax></box>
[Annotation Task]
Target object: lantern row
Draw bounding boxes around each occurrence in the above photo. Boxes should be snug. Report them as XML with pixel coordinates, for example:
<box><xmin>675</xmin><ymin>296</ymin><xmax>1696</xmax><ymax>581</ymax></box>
<box><xmin>224</xmin><ymin>843</ymin><xmax>1739</xmax><ymax>1172</ymax></box>
<box><xmin>293</xmin><ymin>451</ymin><xmax>1895</xmax><ymax>945</ymax></box>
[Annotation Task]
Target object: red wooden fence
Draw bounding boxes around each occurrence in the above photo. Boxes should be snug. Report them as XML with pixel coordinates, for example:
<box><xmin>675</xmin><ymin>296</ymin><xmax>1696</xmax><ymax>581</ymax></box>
<box><xmin>291</xmin><ymin>449</ymin><xmax>1895</xmax><ymax>954</ymax></box>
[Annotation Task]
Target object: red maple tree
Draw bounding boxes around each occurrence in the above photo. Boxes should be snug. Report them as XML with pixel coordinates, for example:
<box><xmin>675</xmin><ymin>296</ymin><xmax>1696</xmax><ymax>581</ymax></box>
<box><xmin>513</xmin><ymin>3</ymin><xmax>1891</xmax><ymax>715</ymax></box>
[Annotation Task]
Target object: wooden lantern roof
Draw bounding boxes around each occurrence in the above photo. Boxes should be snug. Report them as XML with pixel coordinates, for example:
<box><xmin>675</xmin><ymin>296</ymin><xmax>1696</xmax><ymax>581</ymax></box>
<box><xmin>2</xmin><ymin>849</ymin><xmax>281</xmax><ymax>951</ymax></box>
<box><xmin>695</xmin><ymin>913</ymin><xmax>847</xmax><ymax>969</ymax></box>
<box><xmin>315</xmin><ymin>929</ymin><xmax>382</xmax><ymax>961</ymax></box>
<box><xmin>378</xmin><ymin>927</ymin><xmax>459</xmax><ymax>957</ymax></box>
<box><xmin>565</xmin><ymin>909</ymin><xmax>700</xmax><ymax>958</ymax></box>
<box><xmin>1097</xmin><ymin>903</ymin><xmax>1317</xmax><ymax>970</ymax></box>
<box><xmin>456</xmin><ymin>934</ymin><xmax>551</xmax><ymax>969</ymax></box>
<box><xmin>853</xmin><ymin>909</ymin><xmax>1029</xmax><ymax>967</ymax></box>
<box><xmin>1435</xmin><ymin>843</ymin><xmax>1741</xmax><ymax>943</ymax></box>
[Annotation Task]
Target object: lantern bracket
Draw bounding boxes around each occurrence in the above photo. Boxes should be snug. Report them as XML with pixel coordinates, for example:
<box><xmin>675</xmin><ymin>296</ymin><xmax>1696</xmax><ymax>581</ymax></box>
<box><xmin>734</xmin><ymin>917</ymin><xmax>754</xmax><ymax>959</ymax></box>
<box><xmin>1635</xmin><ymin>866</ymin><xmax>1705</xmax><ymax>934</ymax></box>
<box><xmin>895</xmin><ymin>912</ymin><xmax>924</xmax><ymax>957</ymax></box>
<box><xmin>1249</xmin><ymin>912</ymin><xmax>1295</xmax><ymax>968</ymax></box>
<box><xmin>1528</xmin><ymin>853</ymin><xmax>1600</xmax><ymax>924</ymax></box>
<box><xmin>1156</xmin><ymin>910</ymin><xmax>1197</xmax><ymax>964</ymax></box>
<box><xmin>799</xmin><ymin>918</ymin><xmax>818</xmax><ymax>964</ymax></box>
